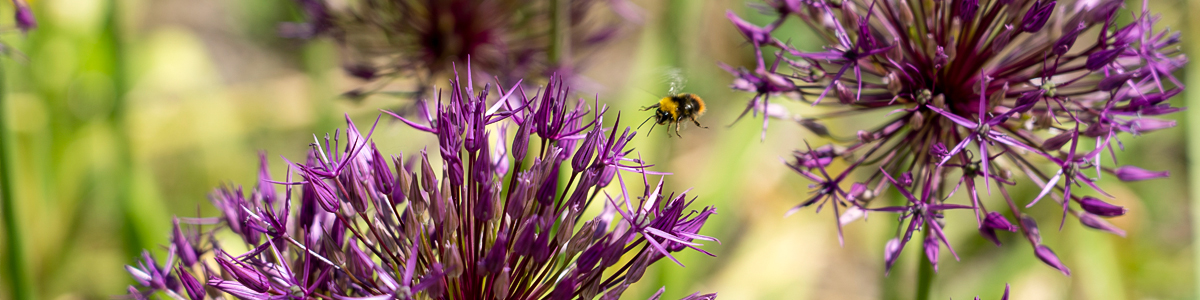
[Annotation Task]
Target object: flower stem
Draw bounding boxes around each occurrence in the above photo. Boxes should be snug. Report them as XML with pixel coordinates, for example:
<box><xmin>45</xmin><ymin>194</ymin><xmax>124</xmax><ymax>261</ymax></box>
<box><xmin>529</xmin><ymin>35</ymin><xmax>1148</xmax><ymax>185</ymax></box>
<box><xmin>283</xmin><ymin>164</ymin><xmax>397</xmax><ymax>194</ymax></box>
<box><xmin>915</xmin><ymin>229</ymin><xmax>935</xmax><ymax>300</ymax></box>
<box><xmin>0</xmin><ymin>55</ymin><xmax>35</xmax><ymax>300</ymax></box>
<box><xmin>102</xmin><ymin>0</ymin><xmax>148</xmax><ymax>257</ymax></box>
<box><xmin>549</xmin><ymin>0</ymin><xmax>570</xmax><ymax>66</ymax></box>
<box><xmin>1186</xmin><ymin>0</ymin><xmax>1200</xmax><ymax>295</ymax></box>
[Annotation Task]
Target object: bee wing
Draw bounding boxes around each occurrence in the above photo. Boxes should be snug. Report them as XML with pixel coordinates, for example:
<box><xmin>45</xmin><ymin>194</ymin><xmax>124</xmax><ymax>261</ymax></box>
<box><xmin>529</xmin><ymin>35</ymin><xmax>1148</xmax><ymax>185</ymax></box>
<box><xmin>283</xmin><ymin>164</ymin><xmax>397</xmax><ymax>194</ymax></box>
<box><xmin>657</xmin><ymin>67</ymin><xmax>688</xmax><ymax>96</ymax></box>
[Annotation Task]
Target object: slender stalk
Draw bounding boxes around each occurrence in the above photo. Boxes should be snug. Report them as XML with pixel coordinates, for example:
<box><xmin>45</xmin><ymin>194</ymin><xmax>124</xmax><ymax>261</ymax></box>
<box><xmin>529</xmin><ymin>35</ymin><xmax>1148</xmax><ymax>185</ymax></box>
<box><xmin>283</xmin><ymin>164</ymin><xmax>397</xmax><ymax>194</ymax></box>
<box><xmin>914</xmin><ymin>229</ymin><xmax>935</xmax><ymax>300</ymax></box>
<box><xmin>0</xmin><ymin>56</ymin><xmax>35</xmax><ymax>300</ymax></box>
<box><xmin>1185</xmin><ymin>0</ymin><xmax>1200</xmax><ymax>295</ymax></box>
<box><xmin>102</xmin><ymin>0</ymin><xmax>144</xmax><ymax>257</ymax></box>
<box><xmin>548</xmin><ymin>0</ymin><xmax>570</xmax><ymax>66</ymax></box>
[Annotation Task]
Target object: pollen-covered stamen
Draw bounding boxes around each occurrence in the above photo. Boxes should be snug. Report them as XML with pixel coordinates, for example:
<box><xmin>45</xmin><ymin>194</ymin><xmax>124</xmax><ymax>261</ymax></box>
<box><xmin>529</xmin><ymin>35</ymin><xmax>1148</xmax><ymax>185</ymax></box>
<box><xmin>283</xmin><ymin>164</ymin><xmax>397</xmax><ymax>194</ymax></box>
<box><xmin>976</xmin><ymin>123</ymin><xmax>992</xmax><ymax>138</ymax></box>
<box><xmin>1041</xmin><ymin>80</ymin><xmax>1057</xmax><ymax>98</ymax></box>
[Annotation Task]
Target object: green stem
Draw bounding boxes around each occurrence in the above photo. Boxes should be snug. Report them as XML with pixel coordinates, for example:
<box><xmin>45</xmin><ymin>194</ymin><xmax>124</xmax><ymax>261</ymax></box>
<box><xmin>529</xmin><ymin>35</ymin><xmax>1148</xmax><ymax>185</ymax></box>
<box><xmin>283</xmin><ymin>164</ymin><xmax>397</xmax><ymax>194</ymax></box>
<box><xmin>1</xmin><ymin>55</ymin><xmax>35</xmax><ymax>300</ymax></box>
<box><xmin>548</xmin><ymin>0</ymin><xmax>569</xmax><ymax>66</ymax></box>
<box><xmin>1185</xmin><ymin>0</ymin><xmax>1200</xmax><ymax>296</ymax></box>
<box><xmin>102</xmin><ymin>0</ymin><xmax>143</xmax><ymax>257</ymax></box>
<box><xmin>915</xmin><ymin>230</ymin><xmax>935</xmax><ymax>300</ymax></box>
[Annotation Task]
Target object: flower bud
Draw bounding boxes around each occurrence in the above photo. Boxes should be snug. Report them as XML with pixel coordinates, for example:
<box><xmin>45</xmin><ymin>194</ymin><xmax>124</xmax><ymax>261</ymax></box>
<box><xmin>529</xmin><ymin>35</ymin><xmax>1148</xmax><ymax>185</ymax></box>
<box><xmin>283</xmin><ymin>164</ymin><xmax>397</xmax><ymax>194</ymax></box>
<box><xmin>957</xmin><ymin>0</ymin><xmax>979</xmax><ymax>20</ymax></box>
<box><xmin>443</xmin><ymin>246</ymin><xmax>464</xmax><ymax>278</ymax></box>
<box><xmin>924</xmin><ymin>236</ymin><xmax>940</xmax><ymax>272</ymax></box>
<box><xmin>14</xmin><ymin>0</ymin><xmax>35</xmax><ymax>33</ymax></box>
<box><xmin>370</xmin><ymin>143</ymin><xmax>395</xmax><ymax>195</ymax></box>
<box><xmin>178</xmin><ymin>268</ymin><xmax>206</xmax><ymax>300</ymax></box>
<box><xmin>512</xmin><ymin>115</ymin><xmax>533</xmax><ymax>162</ymax></box>
<box><xmin>1126</xmin><ymin>118</ymin><xmax>1176</xmax><ymax>133</ymax></box>
<box><xmin>899</xmin><ymin>172</ymin><xmax>914</xmax><ymax>187</ymax></box>
<box><xmin>1078</xmin><ymin>196</ymin><xmax>1126</xmax><ymax>216</ymax></box>
<box><xmin>1021</xmin><ymin>215</ymin><xmax>1041</xmax><ymax>244</ymax></box>
<box><xmin>549</xmin><ymin>276</ymin><xmax>576</xmax><ymax>300</ymax></box>
<box><xmin>1078</xmin><ymin>213</ymin><xmax>1127</xmax><ymax>236</ymax></box>
<box><xmin>513</xmin><ymin>218</ymin><xmax>539</xmax><ymax>257</ymax></box>
<box><xmin>1034</xmin><ymin>245</ymin><xmax>1071</xmax><ymax>276</ymax></box>
<box><xmin>1086</xmin><ymin>48</ymin><xmax>1124</xmax><ymax>71</ymax></box>
<box><xmin>1113</xmin><ymin>165</ymin><xmax>1169</xmax><ymax>181</ymax></box>
<box><xmin>1042</xmin><ymin>130</ymin><xmax>1075</xmax><ymax>150</ymax></box>
<box><xmin>572</xmin><ymin>129</ymin><xmax>600</xmax><ymax>172</ymax></box>
<box><xmin>172</xmin><ymin>219</ymin><xmax>199</xmax><ymax>267</ymax></box>
<box><xmin>883</xmin><ymin>238</ymin><xmax>903</xmax><ymax>274</ymax></box>
<box><xmin>1052</xmin><ymin>22</ymin><xmax>1086</xmax><ymax>55</ymax></box>
<box><xmin>1098</xmin><ymin>71</ymin><xmax>1137</xmax><ymax>91</ymax></box>
<box><xmin>984</xmin><ymin>212</ymin><xmax>1018</xmax><ymax>231</ymax></box>
<box><xmin>214</xmin><ymin>249</ymin><xmax>270</xmax><ymax>293</ymax></box>
<box><xmin>478</xmin><ymin>234</ymin><xmax>508</xmax><ymax>275</ymax></box>
<box><xmin>1021</xmin><ymin>1</ymin><xmax>1056</xmax><ymax>32</ymax></box>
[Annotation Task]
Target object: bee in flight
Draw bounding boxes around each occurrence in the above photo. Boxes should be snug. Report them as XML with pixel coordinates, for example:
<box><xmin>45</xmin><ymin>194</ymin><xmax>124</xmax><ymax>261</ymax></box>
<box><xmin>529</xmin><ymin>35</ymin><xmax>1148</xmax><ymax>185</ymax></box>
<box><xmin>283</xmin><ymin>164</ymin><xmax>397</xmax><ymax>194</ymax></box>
<box><xmin>639</xmin><ymin>69</ymin><xmax>708</xmax><ymax>137</ymax></box>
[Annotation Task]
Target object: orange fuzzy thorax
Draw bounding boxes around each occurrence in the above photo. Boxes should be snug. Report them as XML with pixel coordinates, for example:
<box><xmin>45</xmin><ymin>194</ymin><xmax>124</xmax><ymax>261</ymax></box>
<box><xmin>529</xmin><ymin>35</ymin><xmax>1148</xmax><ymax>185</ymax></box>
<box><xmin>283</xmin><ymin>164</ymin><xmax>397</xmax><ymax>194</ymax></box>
<box><xmin>691</xmin><ymin>94</ymin><xmax>707</xmax><ymax>116</ymax></box>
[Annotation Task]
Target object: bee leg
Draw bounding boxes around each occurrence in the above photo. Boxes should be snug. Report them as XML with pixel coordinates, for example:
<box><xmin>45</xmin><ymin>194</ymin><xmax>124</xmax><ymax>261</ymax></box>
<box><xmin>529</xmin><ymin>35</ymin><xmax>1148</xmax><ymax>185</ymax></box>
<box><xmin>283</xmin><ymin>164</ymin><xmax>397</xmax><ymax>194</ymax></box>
<box><xmin>691</xmin><ymin>116</ymin><xmax>708</xmax><ymax>129</ymax></box>
<box><xmin>640</xmin><ymin>104</ymin><xmax>660</xmax><ymax>111</ymax></box>
<box><xmin>674</xmin><ymin>121</ymin><xmax>682</xmax><ymax>138</ymax></box>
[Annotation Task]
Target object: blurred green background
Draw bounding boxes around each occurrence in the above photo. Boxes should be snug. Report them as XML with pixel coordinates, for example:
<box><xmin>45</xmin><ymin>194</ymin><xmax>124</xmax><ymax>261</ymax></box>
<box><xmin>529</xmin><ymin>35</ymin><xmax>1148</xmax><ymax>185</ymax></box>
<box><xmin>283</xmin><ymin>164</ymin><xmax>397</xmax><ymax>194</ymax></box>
<box><xmin>0</xmin><ymin>0</ymin><xmax>1194</xmax><ymax>299</ymax></box>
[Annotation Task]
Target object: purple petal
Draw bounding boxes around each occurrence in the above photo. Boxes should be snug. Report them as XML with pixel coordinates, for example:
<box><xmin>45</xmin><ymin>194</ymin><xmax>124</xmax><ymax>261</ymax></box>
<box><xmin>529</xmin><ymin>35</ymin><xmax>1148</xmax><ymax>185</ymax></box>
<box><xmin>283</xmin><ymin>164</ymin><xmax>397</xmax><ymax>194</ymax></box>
<box><xmin>1087</xmin><ymin>48</ymin><xmax>1125</xmax><ymax>71</ymax></box>
<box><xmin>926</xmin><ymin>105</ymin><xmax>978</xmax><ymax>128</ymax></box>
<box><xmin>883</xmin><ymin>238</ymin><xmax>904</xmax><ymax>274</ymax></box>
<box><xmin>726</xmin><ymin>10</ymin><xmax>773</xmax><ymax>45</ymax></box>
<box><xmin>14</xmin><ymin>0</ymin><xmax>35</xmax><ymax>33</ymax></box>
<box><xmin>208</xmin><ymin>278</ymin><xmax>270</xmax><ymax>300</ymax></box>
<box><xmin>1078</xmin><ymin>196</ymin><xmax>1126</xmax><ymax>217</ymax></box>
<box><xmin>1125</xmin><ymin>118</ymin><xmax>1176</xmax><ymax>133</ymax></box>
<box><xmin>924</xmin><ymin>236</ymin><xmax>940</xmax><ymax>272</ymax></box>
<box><xmin>1034</xmin><ymin>245</ymin><xmax>1071</xmax><ymax>276</ymax></box>
<box><xmin>1027</xmin><ymin>169</ymin><xmax>1062</xmax><ymax>208</ymax></box>
<box><xmin>1078</xmin><ymin>213</ymin><xmax>1127</xmax><ymax>237</ymax></box>
<box><xmin>1041</xmin><ymin>131</ymin><xmax>1075</xmax><ymax>151</ymax></box>
<box><xmin>1021</xmin><ymin>1</ymin><xmax>1056</xmax><ymax>32</ymax></box>
<box><xmin>1113</xmin><ymin>165</ymin><xmax>1169</xmax><ymax>181</ymax></box>
<box><xmin>178</xmin><ymin>268</ymin><xmax>206</xmax><ymax>300</ymax></box>
<box><xmin>983</xmin><ymin>212</ymin><xmax>1018</xmax><ymax>232</ymax></box>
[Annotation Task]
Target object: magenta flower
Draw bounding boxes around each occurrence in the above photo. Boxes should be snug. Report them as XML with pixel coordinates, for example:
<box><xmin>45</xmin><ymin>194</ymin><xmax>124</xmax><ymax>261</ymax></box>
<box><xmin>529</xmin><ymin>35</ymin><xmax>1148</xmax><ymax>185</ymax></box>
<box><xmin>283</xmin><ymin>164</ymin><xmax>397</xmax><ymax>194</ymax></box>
<box><xmin>725</xmin><ymin>0</ymin><xmax>1185</xmax><ymax>275</ymax></box>
<box><xmin>282</xmin><ymin>0</ymin><xmax>639</xmax><ymax>96</ymax></box>
<box><xmin>124</xmin><ymin>68</ymin><xmax>717</xmax><ymax>299</ymax></box>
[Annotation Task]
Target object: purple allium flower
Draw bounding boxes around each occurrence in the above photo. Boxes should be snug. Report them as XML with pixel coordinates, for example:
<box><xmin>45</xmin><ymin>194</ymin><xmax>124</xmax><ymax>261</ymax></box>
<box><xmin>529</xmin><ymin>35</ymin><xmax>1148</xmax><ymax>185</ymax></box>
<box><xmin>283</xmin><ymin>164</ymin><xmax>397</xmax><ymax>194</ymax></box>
<box><xmin>124</xmin><ymin>67</ymin><xmax>717</xmax><ymax>299</ymax></box>
<box><xmin>726</xmin><ymin>0</ymin><xmax>1184</xmax><ymax>275</ymax></box>
<box><xmin>282</xmin><ymin>0</ymin><xmax>639</xmax><ymax>97</ymax></box>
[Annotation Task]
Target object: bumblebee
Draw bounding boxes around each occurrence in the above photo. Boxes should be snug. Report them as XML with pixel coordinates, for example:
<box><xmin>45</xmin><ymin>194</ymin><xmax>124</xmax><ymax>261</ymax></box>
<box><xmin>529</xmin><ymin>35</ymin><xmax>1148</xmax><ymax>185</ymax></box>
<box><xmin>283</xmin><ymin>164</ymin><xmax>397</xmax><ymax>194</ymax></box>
<box><xmin>640</xmin><ymin>93</ymin><xmax>708</xmax><ymax>137</ymax></box>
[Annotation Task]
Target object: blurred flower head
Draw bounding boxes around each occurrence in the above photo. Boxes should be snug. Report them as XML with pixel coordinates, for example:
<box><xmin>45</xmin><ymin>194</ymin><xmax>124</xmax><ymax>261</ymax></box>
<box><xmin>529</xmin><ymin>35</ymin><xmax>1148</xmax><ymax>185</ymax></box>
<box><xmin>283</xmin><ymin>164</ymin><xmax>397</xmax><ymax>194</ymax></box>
<box><xmin>282</xmin><ymin>0</ymin><xmax>640</xmax><ymax>96</ymax></box>
<box><xmin>726</xmin><ymin>0</ymin><xmax>1184</xmax><ymax>275</ymax></box>
<box><xmin>125</xmin><ymin>67</ymin><xmax>717</xmax><ymax>299</ymax></box>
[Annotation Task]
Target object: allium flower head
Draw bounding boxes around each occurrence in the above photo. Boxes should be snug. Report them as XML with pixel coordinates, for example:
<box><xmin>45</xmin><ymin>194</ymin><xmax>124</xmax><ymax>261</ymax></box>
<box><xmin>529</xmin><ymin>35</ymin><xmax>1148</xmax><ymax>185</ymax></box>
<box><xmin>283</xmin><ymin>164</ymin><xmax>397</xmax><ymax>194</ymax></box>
<box><xmin>726</xmin><ymin>0</ymin><xmax>1184</xmax><ymax>275</ymax></box>
<box><xmin>125</xmin><ymin>66</ymin><xmax>717</xmax><ymax>299</ymax></box>
<box><xmin>283</xmin><ymin>0</ymin><xmax>639</xmax><ymax>93</ymax></box>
